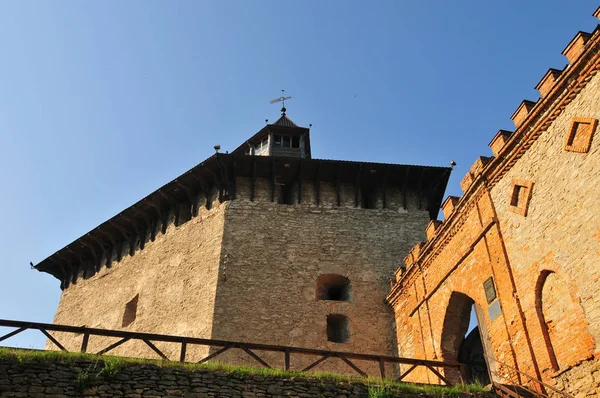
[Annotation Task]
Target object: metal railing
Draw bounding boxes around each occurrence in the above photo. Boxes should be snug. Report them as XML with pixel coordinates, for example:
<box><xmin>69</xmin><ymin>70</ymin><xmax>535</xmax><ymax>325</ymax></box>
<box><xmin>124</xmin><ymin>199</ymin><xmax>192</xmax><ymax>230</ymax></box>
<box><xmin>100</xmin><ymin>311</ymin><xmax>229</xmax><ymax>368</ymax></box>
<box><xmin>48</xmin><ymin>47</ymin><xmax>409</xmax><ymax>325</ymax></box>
<box><xmin>0</xmin><ymin>319</ymin><xmax>464</xmax><ymax>386</ymax></box>
<box><xmin>484</xmin><ymin>353</ymin><xmax>572</xmax><ymax>398</ymax></box>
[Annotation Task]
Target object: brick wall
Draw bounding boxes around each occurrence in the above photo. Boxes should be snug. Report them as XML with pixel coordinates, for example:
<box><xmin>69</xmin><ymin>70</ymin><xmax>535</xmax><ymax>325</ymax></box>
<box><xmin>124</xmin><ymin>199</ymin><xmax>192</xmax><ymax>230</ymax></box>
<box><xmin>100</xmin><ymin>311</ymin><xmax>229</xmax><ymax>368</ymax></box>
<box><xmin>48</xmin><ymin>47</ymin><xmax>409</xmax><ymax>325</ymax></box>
<box><xmin>388</xmin><ymin>26</ymin><xmax>600</xmax><ymax>396</ymax></box>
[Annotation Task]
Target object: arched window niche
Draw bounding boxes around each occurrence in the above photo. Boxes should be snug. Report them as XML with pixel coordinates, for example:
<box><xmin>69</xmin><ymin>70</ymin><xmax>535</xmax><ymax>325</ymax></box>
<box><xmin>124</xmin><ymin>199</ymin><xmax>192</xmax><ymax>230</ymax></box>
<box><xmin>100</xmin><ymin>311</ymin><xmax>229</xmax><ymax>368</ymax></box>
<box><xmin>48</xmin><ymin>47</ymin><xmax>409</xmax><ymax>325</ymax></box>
<box><xmin>316</xmin><ymin>274</ymin><xmax>351</xmax><ymax>302</ymax></box>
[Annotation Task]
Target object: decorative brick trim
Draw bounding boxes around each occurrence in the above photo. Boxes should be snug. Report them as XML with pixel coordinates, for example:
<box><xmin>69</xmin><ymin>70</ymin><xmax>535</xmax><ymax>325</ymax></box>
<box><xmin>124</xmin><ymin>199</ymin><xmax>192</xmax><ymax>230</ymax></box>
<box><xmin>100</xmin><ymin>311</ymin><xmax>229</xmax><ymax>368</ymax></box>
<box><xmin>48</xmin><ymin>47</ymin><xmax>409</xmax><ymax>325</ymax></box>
<box><xmin>509</xmin><ymin>179</ymin><xmax>534</xmax><ymax>217</ymax></box>
<box><xmin>564</xmin><ymin>117</ymin><xmax>598</xmax><ymax>153</ymax></box>
<box><xmin>388</xmin><ymin>27</ymin><xmax>600</xmax><ymax>306</ymax></box>
<box><xmin>562</xmin><ymin>32</ymin><xmax>592</xmax><ymax>64</ymax></box>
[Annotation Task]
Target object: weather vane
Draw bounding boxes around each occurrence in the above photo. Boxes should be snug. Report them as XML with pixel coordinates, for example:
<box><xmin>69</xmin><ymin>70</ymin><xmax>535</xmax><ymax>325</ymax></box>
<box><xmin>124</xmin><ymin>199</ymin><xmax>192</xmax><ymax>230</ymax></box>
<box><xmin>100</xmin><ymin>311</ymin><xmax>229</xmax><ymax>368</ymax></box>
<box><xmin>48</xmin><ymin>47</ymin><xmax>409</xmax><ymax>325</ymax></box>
<box><xmin>269</xmin><ymin>90</ymin><xmax>292</xmax><ymax>114</ymax></box>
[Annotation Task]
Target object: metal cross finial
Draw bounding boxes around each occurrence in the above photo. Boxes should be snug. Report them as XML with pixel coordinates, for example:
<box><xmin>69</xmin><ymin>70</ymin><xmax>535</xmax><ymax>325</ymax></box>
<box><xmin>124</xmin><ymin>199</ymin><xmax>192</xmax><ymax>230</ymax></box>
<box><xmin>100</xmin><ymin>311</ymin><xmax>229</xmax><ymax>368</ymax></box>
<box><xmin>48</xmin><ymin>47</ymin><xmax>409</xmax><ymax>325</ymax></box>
<box><xmin>269</xmin><ymin>90</ymin><xmax>292</xmax><ymax>114</ymax></box>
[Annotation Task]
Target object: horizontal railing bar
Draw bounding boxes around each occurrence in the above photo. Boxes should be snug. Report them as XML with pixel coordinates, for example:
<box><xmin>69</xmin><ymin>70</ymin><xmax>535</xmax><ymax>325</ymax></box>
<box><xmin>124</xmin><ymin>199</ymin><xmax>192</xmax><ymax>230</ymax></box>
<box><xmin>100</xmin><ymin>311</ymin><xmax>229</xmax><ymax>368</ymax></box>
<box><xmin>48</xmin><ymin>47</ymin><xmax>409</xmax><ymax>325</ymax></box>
<box><xmin>0</xmin><ymin>319</ymin><xmax>462</xmax><ymax>370</ymax></box>
<box><xmin>484</xmin><ymin>353</ymin><xmax>572</xmax><ymax>398</ymax></box>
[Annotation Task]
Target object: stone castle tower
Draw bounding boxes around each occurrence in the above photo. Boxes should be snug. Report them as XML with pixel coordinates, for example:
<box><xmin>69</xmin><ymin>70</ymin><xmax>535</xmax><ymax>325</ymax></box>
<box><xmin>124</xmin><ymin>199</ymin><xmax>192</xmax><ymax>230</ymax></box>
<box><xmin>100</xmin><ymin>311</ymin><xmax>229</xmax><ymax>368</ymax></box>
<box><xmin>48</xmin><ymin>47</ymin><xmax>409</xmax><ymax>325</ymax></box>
<box><xmin>35</xmin><ymin>106</ymin><xmax>450</xmax><ymax>374</ymax></box>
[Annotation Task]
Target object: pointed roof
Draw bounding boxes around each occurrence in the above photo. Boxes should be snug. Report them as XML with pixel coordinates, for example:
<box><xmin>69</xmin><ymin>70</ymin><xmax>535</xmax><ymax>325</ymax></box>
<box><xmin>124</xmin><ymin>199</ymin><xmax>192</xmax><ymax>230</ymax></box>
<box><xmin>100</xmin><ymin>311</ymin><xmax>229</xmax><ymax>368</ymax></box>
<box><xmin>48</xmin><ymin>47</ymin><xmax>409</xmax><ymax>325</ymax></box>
<box><xmin>272</xmin><ymin>113</ymin><xmax>298</xmax><ymax>128</ymax></box>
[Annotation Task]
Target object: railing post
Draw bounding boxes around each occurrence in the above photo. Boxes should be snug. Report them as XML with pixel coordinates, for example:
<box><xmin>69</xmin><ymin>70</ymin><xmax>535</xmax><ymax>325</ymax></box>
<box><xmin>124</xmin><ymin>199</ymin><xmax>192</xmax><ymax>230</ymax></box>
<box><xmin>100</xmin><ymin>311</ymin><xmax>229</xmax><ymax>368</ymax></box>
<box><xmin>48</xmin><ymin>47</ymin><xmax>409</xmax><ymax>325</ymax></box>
<box><xmin>378</xmin><ymin>357</ymin><xmax>386</xmax><ymax>379</ymax></box>
<box><xmin>80</xmin><ymin>332</ymin><xmax>89</xmax><ymax>353</ymax></box>
<box><xmin>284</xmin><ymin>348</ymin><xmax>290</xmax><ymax>371</ymax></box>
<box><xmin>180</xmin><ymin>341</ymin><xmax>187</xmax><ymax>363</ymax></box>
<box><xmin>459</xmin><ymin>363</ymin><xmax>467</xmax><ymax>385</ymax></box>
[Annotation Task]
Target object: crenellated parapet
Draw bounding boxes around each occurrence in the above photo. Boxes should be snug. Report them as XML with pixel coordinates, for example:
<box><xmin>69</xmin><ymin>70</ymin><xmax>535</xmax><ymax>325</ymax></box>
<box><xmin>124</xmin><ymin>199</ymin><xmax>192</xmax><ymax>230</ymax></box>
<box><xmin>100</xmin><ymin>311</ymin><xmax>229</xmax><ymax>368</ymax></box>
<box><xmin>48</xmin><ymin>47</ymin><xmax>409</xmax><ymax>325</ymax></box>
<box><xmin>389</xmin><ymin>8</ymin><xmax>600</xmax><ymax>305</ymax></box>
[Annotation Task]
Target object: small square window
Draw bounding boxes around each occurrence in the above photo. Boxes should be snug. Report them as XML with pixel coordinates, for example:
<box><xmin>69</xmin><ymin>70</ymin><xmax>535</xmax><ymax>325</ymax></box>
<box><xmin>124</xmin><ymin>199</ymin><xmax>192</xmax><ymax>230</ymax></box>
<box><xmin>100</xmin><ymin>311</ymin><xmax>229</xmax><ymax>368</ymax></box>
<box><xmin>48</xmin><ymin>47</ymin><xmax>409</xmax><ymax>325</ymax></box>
<box><xmin>292</xmin><ymin>136</ymin><xmax>300</xmax><ymax>148</ymax></box>
<box><xmin>274</xmin><ymin>135</ymin><xmax>282</xmax><ymax>147</ymax></box>
<box><xmin>509</xmin><ymin>179</ymin><xmax>533</xmax><ymax>217</ymax></box>
<box><xmin>282</xmin><ymin>136</ymin><xmax>291</xmax><ymax>148</ymax></box>
<box><xmin>565</xmin><ymin>117</ymin><xmax>598</xmax><ymax>153</ymax></box>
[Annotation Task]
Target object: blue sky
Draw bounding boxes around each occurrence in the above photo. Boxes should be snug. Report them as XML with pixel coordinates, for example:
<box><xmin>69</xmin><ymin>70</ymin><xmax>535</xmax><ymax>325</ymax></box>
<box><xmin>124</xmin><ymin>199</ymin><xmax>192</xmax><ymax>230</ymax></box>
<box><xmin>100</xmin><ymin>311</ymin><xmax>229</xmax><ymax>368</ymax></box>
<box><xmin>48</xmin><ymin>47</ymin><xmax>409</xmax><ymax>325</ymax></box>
<box><xmin>0</xmin><ymin>1</ymin><xmax>598</xmax><ymax>348</ymax></box>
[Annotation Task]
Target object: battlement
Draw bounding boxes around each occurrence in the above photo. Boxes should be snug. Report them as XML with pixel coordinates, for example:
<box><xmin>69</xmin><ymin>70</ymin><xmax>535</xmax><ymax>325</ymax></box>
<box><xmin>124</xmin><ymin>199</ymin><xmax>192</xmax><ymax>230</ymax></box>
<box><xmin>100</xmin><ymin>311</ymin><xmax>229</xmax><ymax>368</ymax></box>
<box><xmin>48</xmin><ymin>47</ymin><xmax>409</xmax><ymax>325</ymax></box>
<box><xmin>390</xmin><ymin>7</ymin><xmax>600</xmax><ymax>294</ymax></box>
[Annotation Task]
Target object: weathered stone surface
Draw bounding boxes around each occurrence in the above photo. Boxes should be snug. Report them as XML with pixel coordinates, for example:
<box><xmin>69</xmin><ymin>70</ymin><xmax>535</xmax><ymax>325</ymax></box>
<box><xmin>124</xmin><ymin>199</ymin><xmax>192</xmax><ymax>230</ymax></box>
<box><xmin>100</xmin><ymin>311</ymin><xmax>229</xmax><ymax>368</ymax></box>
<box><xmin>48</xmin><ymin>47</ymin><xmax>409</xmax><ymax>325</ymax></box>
<box><xmin>0</xmin><ymin>355</ymin><xmax>487</xmax><ymax>398</ymax></box>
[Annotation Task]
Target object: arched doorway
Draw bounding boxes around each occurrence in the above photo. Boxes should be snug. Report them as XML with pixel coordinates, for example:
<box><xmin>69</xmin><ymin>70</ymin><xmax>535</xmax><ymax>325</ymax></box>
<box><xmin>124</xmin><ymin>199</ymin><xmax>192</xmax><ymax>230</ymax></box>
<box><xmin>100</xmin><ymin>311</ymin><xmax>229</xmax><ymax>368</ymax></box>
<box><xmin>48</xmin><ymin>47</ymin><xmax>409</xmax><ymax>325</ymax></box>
<box><xmin>440</xmin><ymin>292</ymin><xmax>490</xmax><ymax>384</ymax></box>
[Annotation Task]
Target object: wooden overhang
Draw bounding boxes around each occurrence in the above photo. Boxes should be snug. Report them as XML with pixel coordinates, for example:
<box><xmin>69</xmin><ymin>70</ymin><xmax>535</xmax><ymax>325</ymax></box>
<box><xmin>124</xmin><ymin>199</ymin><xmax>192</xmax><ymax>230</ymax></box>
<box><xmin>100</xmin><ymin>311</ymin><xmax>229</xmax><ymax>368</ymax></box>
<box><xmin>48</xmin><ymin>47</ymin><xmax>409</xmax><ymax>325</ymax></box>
<box><xmin>33</xmin><ymin>154</ymin><xmax>450</xmax><ymax>288</ymax></box>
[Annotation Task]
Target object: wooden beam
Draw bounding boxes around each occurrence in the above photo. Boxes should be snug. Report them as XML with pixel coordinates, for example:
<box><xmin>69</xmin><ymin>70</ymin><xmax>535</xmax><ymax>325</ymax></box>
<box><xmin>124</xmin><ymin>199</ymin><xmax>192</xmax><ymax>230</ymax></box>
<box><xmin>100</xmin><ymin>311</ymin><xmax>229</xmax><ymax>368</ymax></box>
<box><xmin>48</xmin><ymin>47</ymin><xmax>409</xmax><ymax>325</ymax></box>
<box><xmin>55</xmin><ymin>252</ymin><xmax>78</xmax><ymax>283</ymax></box>
<box><xmin>130</xmin><ymin>207</ymin><xmax>154</xmax><ymax>242</ymax></box>
<box><xmin>251</xmin><ymin>157</ymin><xmax>257</xmax><ymax>202</ymax></box>
<box><xmin>204</xmin><ymin>166</ymin><xmax>222</xmax><ymax>203</ymax></box>
<box><xmin>338</xmin><ymin>355</ymin><xmax>367</xmax><ymax>377</ymax></box>
<box><xmin>97</xmin><ymin>229</ymin><xmax>119</xmax><ymax>264</ymax></box>
<box><xmin>39</xmin><ymin>329</ymin><xmax>67</xmax><ymax>352</ymax></box>
<box><xmin>78</xmin><ymin>239</ymin><xmax>98</xmax><ymax>269</ymax></box>
<box><xmin>382</xmin><ymin>166</ymin><xmax>388</xmax><ymax>210</ymax></box>
<box><xmin>231</xmin><ymin>157</ymin><xmax>237</xmax><ymax>200</ymax></box>
<box><xmin>335</xmin><ymin>164</ymin><xmax>341</xmax><ymax>207</ymax></box>
<box><xmin>417</xmin><ymin>169</ymin><xmax>426</xmax><ymax>210</ymax></box>
<box><xmin>403</xmin><ymin>167</ymin><xmax>410</xmax><ymax>210</ymax></box>
<box><xmin>96</xmin><ymin>337</ymin><xmax>131</xmax><ymax>355</ymax></box>
<box><xmin>189</xmin><ymin>171</ymin><xmax>211</xmax><ymax>210</ymax></box>
<box><xmin>397</xmin><ymin>364</ymin><xmax>417</xmax><ymax>382</ymax></box>
<box><xmin>109</xmin><ymin>220</ymin><xmax>133</xmax><ymax>257</ymax></box>
<box><xmin>315</xmin><ymin>161</ymin><xmax>322</xmax><ymax>205</ymax></box>
<box><xmin>425</xmin><ymin>364</ymin><xmax>453</xmax><ymax>386</ymax></box>
<box><xmin>51</xmin><ymin>255</ymin><xmax>71</xmax><ymax>288</ymax></box>
<box><xmin>158</xmin><ymin>190</ymin><xmax>180</xmax><ymax>225</ymax></box>
<box><xmin>198</xmin><ymin>345</ymin><xmax>232</xmax><ymax>364</ymax></box>
<box><xmin>215</xmin><ymin>154</ymin><xmax>230</xmax><ymax>201</ymax></box>
<box><xmin>143</xmin><ymin>339</ymin><xmax>169</xmax><ymax>360</ymax></box>
<box><xmin>240</xmin><ymin>346</ymin><xmax>271</xmax><ymax>368</ymax></box>
<box><xmin>48</xmin><ymin>259</ymin><xmax>68</xmax><ymax>289</ymax></box>
<box><xmin>87</xmin><ymin>233</ymin><xmax>109</xmax><ymax>270</ymax></box>
<box><xmin>284</xmin><ymin>348</ymin><xmax>291</xmax><ymax>370</ymax></box>
<box><xmin>66</xmin><ymin>246</ymin><xmax>88</xmax><ymax>279</ymax></box>
<box><xmin>354</xmin><ymin>164</ymin><xmax>362</xmax><ymax>208</ymax></box>
<box><xmin>302</xmin><ymin>354</ymin><xmax>330</xmax><ymax>372</ymax></box>
<box><xmin>297</xmin><ymin>160</ymin><xmax>303</xmax><ymax>204</ymax></box>
<box><xmin>271</xmin><ymin>157</ymin><xmax>276</xmax><ymax>203</ymax></box>
<box><xmin>175</xmin><ymin>182</ymin><xmax>197</xmax><ymax>218</ymax></box>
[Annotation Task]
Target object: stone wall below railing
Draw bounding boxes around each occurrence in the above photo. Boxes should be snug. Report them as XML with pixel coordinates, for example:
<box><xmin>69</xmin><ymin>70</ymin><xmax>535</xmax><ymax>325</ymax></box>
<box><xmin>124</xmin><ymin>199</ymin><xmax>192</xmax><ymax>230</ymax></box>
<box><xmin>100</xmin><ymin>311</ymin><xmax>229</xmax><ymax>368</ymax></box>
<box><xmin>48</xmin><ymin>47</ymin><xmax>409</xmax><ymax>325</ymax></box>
<box><xmin>0</xmin><ymin>353</ymin><xmax>487</xmax><ymax>398</ymax></box>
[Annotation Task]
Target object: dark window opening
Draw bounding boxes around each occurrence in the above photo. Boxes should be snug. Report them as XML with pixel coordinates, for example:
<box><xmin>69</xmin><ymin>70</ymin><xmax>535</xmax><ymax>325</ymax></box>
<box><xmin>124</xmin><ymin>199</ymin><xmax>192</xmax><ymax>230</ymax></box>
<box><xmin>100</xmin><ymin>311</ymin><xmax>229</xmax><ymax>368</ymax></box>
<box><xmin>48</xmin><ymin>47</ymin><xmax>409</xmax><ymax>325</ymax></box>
<box><xmin>510</xmin><ymin>185</ymin><xmax>523</xmax><ymax>207</ymax></box>
<box><xmin>122</xmin><ymin>294</ymin><xmax>139</xmax><ymax>327</ymax></box>
<box><xmin>274</xmin><ymin>135</ymin><xmax>300</xmax><ymax>149</ymax></box>
<box><xmin>361</xmin><ymin>186</ymin><xmax>377</xmax><ymax>209</ymax></box>
<box><xmin>316</xmin><ymin>274</ymin><xmax>351</xmax><ymax>301</ymax></box>
<box><xmin>279</xmin><ymin>182</ymin><xmax>296</xmax><ymax>205</ymax></box>
<box><xmin>177</xmin><ymin>203</ymin><xmax>192</xmax><ymax>226</ymax></box>
<box><xmin>327</xmin><ymin>314</ymin><xmax>350</xmax><ymax>343</ymax></box>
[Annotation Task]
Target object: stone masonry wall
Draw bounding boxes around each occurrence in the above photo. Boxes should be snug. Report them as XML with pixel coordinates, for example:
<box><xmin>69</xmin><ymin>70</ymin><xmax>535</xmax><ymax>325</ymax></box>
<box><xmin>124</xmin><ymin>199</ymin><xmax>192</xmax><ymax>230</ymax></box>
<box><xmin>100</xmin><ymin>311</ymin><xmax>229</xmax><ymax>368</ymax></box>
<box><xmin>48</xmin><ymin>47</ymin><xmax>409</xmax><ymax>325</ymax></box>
<box><xmin>0</xmin><ymin>355</ymin><xmax>465</xmax><ymax>398</ymax></box>
<box><xmin>210</xmin><ymin>177</ymin><xmax>430</xmax><ymax>376</ymax></box>
<box><xmin>489</xmin><ymin>62</ymin><xmax>600</xmax><ymax>392</ymax></box>
<box><xmin>50</xmin><ymin>201</ymin><xmax>227</xmax><ymax>362</ymax></box>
